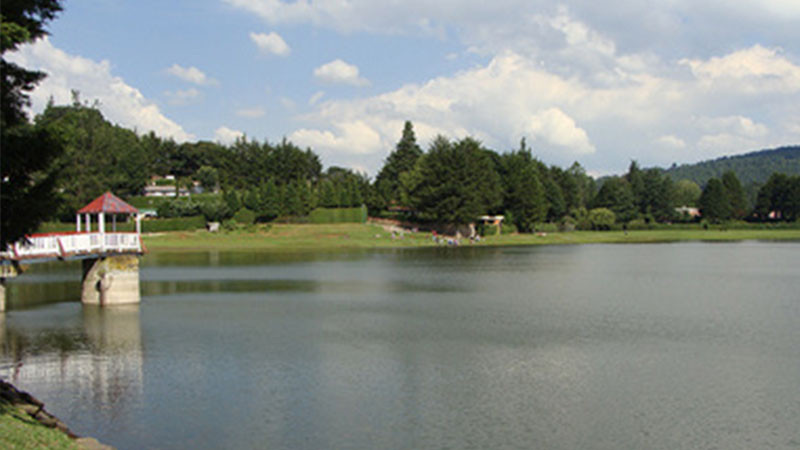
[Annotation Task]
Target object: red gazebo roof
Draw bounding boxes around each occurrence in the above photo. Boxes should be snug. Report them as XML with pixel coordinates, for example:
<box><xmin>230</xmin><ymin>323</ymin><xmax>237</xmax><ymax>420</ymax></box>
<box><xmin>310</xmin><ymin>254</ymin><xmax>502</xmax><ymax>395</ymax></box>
<box><xmin>78</xmin><ymin>192</ymin><xmax>139</xmax><ymax>214</ymax></box>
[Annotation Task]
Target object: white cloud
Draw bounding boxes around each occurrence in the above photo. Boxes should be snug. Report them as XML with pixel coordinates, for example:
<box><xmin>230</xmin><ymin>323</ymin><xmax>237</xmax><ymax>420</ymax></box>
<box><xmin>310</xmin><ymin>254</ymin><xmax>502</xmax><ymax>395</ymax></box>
<box><xmin>681</xmin><ymin>45</ymin><xmax>800</xmax><ymax>94</ymax></box>
<box><xmin>215</xmin><ymin>126</ymin><xmax>245</xmax><ymax>144</ymax></box>
<box><xmin>528</xmin><ymin>108</ymin><xmax>595</xmax><ymax>154</ymax></box>
<box><xmin>290</xmin><ymin>121</ymin><xmax>382</xmax><ymax>156</ymax></box>
<box><xmin>313</xmin><ymin>59</ymin><xmax>370</xmax><ymax>86</ymax></box>
<box><xmin>164</xmin><ymin>88</ymin><xmax>201</xmax><ymax>106</ymax></box>
<box><xmin>697</xmin><ymin>115</ymin><xmax>769</xmax><ymax>138</ymax></box>
<box><xmin>656</xmin><ymin>135</ymin><xmax>686</xmax><ymax>149</ymax></box>
<box><xmin>7</xmin><ymin>37</ymin><xmax>193</xmax><ymax>142</ymax></box>
<box><xmin>236</xmin><ymin>107</ymin><xmax>266</xmax><ymax>118</ymax></box>
<box><xmin>249</xmin><ymin>31</ymin><xmax>291</xmax><ymax>56</ymax></box>
<box><xmin>166</xmin><ymin>64</ymin><xmax>217</xmax><ymax>86</ymax></box>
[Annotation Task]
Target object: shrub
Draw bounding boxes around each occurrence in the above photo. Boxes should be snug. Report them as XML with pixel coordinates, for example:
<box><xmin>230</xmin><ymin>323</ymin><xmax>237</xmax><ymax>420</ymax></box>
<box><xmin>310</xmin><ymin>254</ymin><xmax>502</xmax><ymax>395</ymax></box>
<box><xmin>200</xmin><ymin>198</ymin><xmax>231</xmax><ymax>222</ymax></box>
<box><xmin>560</xmin><ymin>216</ymin><xmax>576</xmax><ymax>232</ymax></box>
<box><xmin>626</xmin><ymin>218</ymin><xmax>651</xmax><ymax>230</ymax></box>
<box><xmin>535</xmin><ymin>222</ymin><xmax>559</xmax><ymax>233</ymax></box>
<box><xmin>501</xmin><ymin>222</ymin><xmax>517</xmax><ymax>234</ymax></box>
<box><xmin>308</xmin><ymin>206</ymin><xmax>367</xmax><ymax>224</ymax></box>
<box><xmin>569</xmin><ymin>207</ymin><xmax>592</xmax><ymax>230</ymax></box>
<box><xmin>156</xmin><ymin>198</ymin><xmax>200</xmax><ymax>218</ymax></box>
<box><xmin>588</xmin><ymin>208</ymin><xmax>616</xmax><ymax>230</ymax></box>
<box><xmin>233</xmin><ymin>208</ymin><xmax>256</xmax><ymax>225</ymax></box>
<box><xmin>141</xmin><ymin>216</ymin><xmax>206</xmax><ymax>232</ymax></box>
<box><xmin>479</xmin><ymin>224</ymin><xmax>498</xmax><ymax>236</ymax></box>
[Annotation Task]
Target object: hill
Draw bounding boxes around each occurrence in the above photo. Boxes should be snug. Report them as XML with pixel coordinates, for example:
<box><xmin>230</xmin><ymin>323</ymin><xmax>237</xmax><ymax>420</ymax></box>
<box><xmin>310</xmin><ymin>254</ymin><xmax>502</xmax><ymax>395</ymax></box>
<box><xmin>663</xmin><ymin>146</ymin><xmax>800</xmax><ymax>186</ymax></box>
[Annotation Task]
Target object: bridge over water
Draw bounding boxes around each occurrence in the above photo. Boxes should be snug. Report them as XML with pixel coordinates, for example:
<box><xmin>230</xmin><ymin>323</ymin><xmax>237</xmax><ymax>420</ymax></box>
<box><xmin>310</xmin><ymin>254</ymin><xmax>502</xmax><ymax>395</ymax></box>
<box><xmin>1</xmin><ymin>192</ymin><xmax>144</xmax><ymax>311</ymax></box>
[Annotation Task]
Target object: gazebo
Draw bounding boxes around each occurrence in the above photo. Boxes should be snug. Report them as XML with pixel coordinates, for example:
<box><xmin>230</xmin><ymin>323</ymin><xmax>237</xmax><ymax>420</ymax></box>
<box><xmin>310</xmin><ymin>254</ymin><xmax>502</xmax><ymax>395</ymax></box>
<box><xmin>76</xmin><ymin>192</ymin><xmax>141</xmax><ymax>234</ymax></box>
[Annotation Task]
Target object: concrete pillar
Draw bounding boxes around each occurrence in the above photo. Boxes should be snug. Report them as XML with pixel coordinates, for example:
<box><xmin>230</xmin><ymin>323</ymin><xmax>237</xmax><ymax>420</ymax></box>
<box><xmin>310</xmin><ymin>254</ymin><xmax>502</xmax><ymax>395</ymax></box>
<box><xmin>81</xmin><ymin>255</ymin><xmax>140</xmax><ymax>306</ymax></box>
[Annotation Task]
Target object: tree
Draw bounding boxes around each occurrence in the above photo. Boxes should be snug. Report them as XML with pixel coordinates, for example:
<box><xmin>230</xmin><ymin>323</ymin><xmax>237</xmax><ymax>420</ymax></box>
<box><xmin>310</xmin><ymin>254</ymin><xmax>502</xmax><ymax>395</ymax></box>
<box><xmin>542</xmin><ymin>175</ymin><xmax>566</xmax><ymax>221</ymax></box>
<box><xmin>698</xmin><ymin>178</ymin><xmax>731</xmax><ymax>222</ymax></box>
<box><xmin>566</xmin><ymin>161</ymin><xmax>596</xmax><ymax>209</ymax></box>
<box><xmin>257</xmin><ymin>180</ymin><xmax>280</xmax><ymax>221</ymax></box>
<box><xmin>1</xmin><ymin>0</ymin><xmax>64</xmax><ymax>249</ymax></box>
<box><xmin>195</xmin><ymin>166</ymin><xmax>219</xmax><ymax>192</ymax></box>
<box><xmin>721</xmin><ymin>171</ymin><xmax>747</xmax><ymax>219</ymax></box>
<box><xmin>409</xmin><ymin>136</ymin><xmax>501</xmax><ymax>225</ymax></box>
<box><xmin>755</xmin><ymin>173</ymin><xmax>800</xmax><ymax>221</ymax></box>
<box><xmin>625</xmin><ymin>160</ymin><xmax>646</xmax><ymax>213</ymax></box>
<box><xmin>375</xmin><ymin>121</ymin><xmax>423</xmax><ymax>207</ymax></box>
<box><xmin>674</xmin><ymin>179</ymin><xmax>701</xmax><ymax>207</ymax></box>
<box><xmin>498</xmin><ymin>145</ymin><xmax>547</xmax><ymax>232</ymax></box>
<box><xmin>223</xmin><ymin>190</ymin><xmax>241</xmax><ymax>214</ymax></box>
<box><xmin>592</xmin><ymin>177</ymin><xmax>637</xmax><ymax>222</ymax></box>
<box><xmin>588</xmin><ymin>208</ymin><xmax>615</xmax><ymax>230</ymax></box>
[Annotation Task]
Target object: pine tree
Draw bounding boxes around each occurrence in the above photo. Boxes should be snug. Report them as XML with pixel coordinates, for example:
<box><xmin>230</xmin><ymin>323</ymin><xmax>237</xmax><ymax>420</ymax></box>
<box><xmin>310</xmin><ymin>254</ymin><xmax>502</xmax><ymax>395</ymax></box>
<box><xmin>699</xmin><ymin>178</ymin><xmax>731</xmax><ymax>222</ymax></box>
<box><xmin>375</xmin><ymin>121</ymin><xmax>423</xmax><ymax>207</ymax></box>
<box><xmin>721</xmin><ymin>171</ymin><xmax>747</xmax><ymax>219</ymax></box>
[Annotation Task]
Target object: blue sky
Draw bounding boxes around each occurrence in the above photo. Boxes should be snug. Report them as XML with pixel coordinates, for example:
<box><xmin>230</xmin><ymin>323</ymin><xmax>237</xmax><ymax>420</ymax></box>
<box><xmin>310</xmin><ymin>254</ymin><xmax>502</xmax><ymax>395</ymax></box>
<box><xmin>9</xmin><ymin>0</ymin><xmax>800</xmax><ymax>176</ymax></box>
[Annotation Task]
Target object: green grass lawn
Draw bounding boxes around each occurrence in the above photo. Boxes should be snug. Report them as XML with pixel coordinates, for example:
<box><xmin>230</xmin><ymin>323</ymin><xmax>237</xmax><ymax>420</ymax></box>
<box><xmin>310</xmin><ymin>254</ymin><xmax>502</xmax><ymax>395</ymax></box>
<box><xmin>141</xmin><ymin>223</ymin><xmax>800</xmax><ymax>252</ymax></box>
<box><xmin>0</xmin><ymin>402</ymin><xmax>78</xmax><ymax>450</ymax></box>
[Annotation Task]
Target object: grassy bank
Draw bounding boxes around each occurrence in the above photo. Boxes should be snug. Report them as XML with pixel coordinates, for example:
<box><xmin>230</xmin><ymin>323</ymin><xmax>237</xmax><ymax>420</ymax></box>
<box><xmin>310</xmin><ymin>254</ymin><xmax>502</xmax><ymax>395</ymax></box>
<box><xmin>0</xmin><ymin>401</ymin><xmax>77</xmax><ymax>450</ymax></box>
<box><xmin>141</xmin><ymin>223</ymin><xmax>800</xmax><ymax>251</ymax></box>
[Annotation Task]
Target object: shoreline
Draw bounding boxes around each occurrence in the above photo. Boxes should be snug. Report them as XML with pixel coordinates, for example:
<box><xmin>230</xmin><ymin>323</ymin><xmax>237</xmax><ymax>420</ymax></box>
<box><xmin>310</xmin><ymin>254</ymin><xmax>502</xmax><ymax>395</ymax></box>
<box><xmin>0</xmin><ymin>380</ymin><xmax>112</xmax><ymax>449</ymax></box>
<box><xmin>141</xmin><ymin>223</ymin><xmax>800</xmax><ymax>252</ymax></box>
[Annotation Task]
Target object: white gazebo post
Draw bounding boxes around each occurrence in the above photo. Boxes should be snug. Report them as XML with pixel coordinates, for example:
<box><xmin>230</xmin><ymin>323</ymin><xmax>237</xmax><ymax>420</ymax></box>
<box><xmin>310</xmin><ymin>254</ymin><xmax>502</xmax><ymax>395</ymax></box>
<box><xmin>85</xmin><ymin>213</ymin><xmax>92</xmax><ymax>232</ymax></box>
<box><xmin>76</xmin><ymin>214</ymin><xmax>82</xmax><ymax>232</ymax></box>
<box><xmin>99</xmin><ymin>211</ymin><xmax>105</xmax><ymax>234</ymax></box>
<box><xmin>112</xmin><ymin>214</ymin><xmax>117</xmax><ymax>232</ymax></box>
<box><xmin>135</xmin><ymin>213</ymin><xmax>142</xmax><ymax>234</ymax></box>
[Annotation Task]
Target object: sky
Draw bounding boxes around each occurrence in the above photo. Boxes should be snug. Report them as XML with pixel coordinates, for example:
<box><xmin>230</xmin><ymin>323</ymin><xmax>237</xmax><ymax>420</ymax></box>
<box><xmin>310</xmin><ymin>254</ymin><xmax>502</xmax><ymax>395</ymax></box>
<box><xmin>8</xmin><ymin>0</ymin><xmax>800</xmax><ymax>177</ymax></box>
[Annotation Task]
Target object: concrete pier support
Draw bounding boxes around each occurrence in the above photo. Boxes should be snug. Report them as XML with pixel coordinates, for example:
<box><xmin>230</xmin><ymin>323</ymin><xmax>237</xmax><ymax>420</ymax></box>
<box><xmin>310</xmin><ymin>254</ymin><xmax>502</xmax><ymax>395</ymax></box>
<box><xmin>81</xmin><ymin>255</ymin><xmax>141</xmax><ymax>306</ymax></box>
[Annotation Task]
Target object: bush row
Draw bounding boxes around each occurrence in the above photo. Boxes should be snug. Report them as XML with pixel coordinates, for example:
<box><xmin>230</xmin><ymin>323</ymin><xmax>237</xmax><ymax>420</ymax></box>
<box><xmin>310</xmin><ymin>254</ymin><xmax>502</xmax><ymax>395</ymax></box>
<box><xmin>308</xmin><ymin>206</ymin><xmax>367</xmax><ymax>224</ymax></box>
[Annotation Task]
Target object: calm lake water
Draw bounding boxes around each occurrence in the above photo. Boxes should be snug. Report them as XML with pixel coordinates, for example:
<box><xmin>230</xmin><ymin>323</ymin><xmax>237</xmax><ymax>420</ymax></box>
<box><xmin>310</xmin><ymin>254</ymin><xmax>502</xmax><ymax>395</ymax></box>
<box><xmin>2</xmin><ymin>242</ymin><xmax>799</xmax><ymax>449</ymax></box>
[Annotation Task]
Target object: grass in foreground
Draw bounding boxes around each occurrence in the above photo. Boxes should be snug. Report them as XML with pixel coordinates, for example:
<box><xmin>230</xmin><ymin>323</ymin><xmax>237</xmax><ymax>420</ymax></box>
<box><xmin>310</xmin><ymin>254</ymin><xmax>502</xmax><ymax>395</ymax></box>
<box><xmin>141</xmin><ymin>223</ymin><xmax>800</xmax><ymax>252</ymax></box>
<box><xmin>0</xmin><ymin>401</ymin><xmax>78</xmax><ymax>450</ymax></box>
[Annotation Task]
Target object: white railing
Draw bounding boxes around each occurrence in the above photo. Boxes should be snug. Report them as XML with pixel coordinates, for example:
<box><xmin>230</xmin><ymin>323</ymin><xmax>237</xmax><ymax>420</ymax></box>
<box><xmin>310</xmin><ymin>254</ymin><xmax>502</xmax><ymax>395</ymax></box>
<box><xmin>8</xmin><ymin>232</ymin><xmax>141</xmax><ymax>260</ymax></box>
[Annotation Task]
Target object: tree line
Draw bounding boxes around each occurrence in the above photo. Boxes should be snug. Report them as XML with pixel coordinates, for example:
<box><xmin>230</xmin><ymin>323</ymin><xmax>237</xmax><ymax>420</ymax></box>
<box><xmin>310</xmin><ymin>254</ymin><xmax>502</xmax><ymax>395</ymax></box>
<box><xmin>11</xmin><ymin>99</ymin><xmax>800</xmax><ymax>236</ymax></box>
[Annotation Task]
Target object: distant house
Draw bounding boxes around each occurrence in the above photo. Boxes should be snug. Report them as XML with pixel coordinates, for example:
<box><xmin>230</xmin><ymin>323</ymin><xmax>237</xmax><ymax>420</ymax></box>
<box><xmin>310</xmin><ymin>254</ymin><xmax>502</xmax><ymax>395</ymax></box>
<box><xmin>142</xmin><ymin>175</ymin><xmax>197</xmax><ymax>197</ymax></box>
<box><xmin>675</xmin><ymin>206</ymin><xmax>700</xmax><ymax>218</ymax></box>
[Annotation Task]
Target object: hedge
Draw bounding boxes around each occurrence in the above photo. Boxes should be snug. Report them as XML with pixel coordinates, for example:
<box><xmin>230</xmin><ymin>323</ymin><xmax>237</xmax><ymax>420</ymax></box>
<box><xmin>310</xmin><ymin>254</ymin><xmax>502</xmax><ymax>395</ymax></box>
<box><xmin>308</xmin><ymin>206</ymin><xmax>367</xmax><ymax>224</ymax></box>
<box><xmin>141</xmin><ymin>216</ymin><xmax>207</xmax><ymax>232</ymax></box>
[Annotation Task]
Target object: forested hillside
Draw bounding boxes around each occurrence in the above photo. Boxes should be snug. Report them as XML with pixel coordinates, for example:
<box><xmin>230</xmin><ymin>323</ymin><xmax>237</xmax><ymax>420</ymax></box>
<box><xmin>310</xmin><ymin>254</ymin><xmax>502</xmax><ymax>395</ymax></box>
<box><xmin>663</xmin><ymin>146</ymin><xmax>800</xmax><ymax>186</ymax></box>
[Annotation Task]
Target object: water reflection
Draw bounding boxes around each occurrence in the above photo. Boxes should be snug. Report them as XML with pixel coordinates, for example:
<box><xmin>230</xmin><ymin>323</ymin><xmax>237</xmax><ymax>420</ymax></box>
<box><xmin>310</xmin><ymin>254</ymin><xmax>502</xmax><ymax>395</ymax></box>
<box><xmin>0</xmin><ymin>305</ymin><xmax>143</xmax><ymax>420</ymax></box>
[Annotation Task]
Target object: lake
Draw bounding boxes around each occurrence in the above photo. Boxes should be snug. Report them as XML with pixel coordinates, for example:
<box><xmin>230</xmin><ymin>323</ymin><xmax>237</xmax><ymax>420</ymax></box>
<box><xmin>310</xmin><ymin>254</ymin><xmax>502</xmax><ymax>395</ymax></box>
<box><xmin>2</xmin><ymin>242</ymin><xmax>799</xmax><ymax>449</ymax></box>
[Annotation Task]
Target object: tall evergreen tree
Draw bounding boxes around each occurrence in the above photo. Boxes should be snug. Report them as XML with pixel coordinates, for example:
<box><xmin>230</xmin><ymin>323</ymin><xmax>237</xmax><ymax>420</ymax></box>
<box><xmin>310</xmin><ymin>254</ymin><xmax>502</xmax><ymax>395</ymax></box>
<box><xmin>699</xmin><ymin>178</ymin><xmax>731</xmax><ymax>222</ymax></box>
<box><xmin>258</xmin><ymin>180</ymin><xmax>280</xmax><ymax>221</ymax></box>
<box><xmin>499</xmin><ymin>145</ymin><xmax>547</xmax><ymax>232</ymax></box>
<box><xmin>592</xmin><ymin>177</ymin><xmax>637</xmax><ymax>222</ymax></box>
<box><xmin>721</xmin><ymin>171</ymin><xmax>747</xmax><ymax>219</ymax></box>
<box><xmin>409</xmin><ymin>136</ymin><xmax>501</xmax><ymax>225</ymax></box>
<box><xmin>375</xmin><ymin>121</ymin><xmax>423</xmax><ymax>207</ymax></box>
